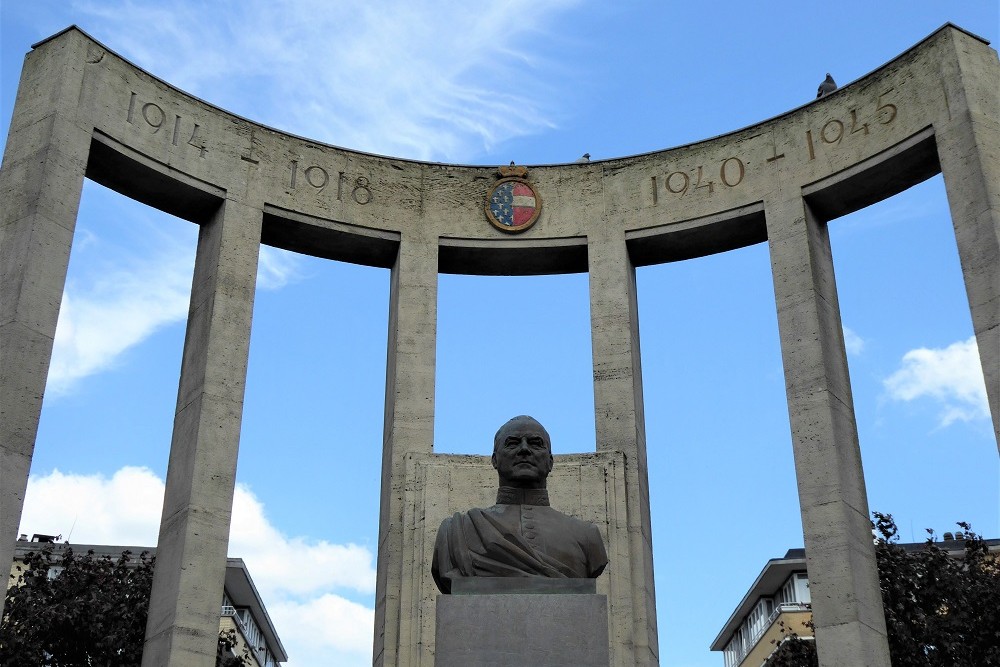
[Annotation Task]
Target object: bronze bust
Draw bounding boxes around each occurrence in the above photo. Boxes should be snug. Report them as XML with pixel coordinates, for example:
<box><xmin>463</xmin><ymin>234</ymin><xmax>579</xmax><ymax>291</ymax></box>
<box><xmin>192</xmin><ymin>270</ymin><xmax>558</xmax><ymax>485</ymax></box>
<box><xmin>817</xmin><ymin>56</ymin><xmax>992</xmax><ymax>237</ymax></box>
<box><xmin>432</xmin><ymin>415</ymin><xmax>608</xmax><ymax>594</ymax></box>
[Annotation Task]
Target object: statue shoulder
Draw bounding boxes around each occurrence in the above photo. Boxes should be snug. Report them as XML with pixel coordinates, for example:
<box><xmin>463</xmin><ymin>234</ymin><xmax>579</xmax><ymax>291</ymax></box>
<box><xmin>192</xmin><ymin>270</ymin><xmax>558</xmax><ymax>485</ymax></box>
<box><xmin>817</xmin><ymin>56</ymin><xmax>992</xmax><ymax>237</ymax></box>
<box><xmin>541</xmin><ymin>506</ymin><xmax>600</xmax><ymax>532</ymax></box>
<box><xmin>437</xmin><ymin>507</ymin><xmax>491</xmax><ymax>531</ymax></box>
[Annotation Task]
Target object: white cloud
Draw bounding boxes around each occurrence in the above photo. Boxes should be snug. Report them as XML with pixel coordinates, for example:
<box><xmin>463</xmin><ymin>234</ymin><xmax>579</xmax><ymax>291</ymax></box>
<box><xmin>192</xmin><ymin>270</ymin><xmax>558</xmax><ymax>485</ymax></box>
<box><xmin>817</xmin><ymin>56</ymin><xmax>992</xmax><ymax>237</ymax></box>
<box><xmin>18</xmin><ymin>467</ymin><xmax>166</xmax><ymax>545</ymax></box>
<box><xmin>270</xmin><ymin>595</ymin><xmax>374</xmax><ymax>666</ymax></box>
<box><xmin>48</xmin><ymin>239</ymin><xmax>194</xmax><ymax>396</ymax></box>
<box><xmin>19</xmin><ymin>466</ymin><xmax>376</xmax><ymax>666</ymax></box>
<box><xmin>47</xmin><ymin>210</ymin><xmax>302</xmax><ymax>395</ymax></box>
<box><xmin>843</xmin><ymin>326</ymin><xmax>865</xmax><ymax>355</ymax></box>
<box><xmin>883</xmin><ymin>336</ymin><xmax>990</xmax><ymax>426</ymax></box>
<box><xmin>227</xmin><ymin>482</ymin><xmax>375</xmax><ymax>598</ymax></box>
<box><xmin>72</xmin><ymin>0</ymin><xmax>581</xmax><ymax>162</ymax></box>
<box><xmin>256</xmin><ymin>245</ymin><xmax>302</xmax><ymax>291</ymax></box>
<box><xmin>45</xmin><ymin>0</ymin><xmax>577</xmax><ymax>394</ymax></box>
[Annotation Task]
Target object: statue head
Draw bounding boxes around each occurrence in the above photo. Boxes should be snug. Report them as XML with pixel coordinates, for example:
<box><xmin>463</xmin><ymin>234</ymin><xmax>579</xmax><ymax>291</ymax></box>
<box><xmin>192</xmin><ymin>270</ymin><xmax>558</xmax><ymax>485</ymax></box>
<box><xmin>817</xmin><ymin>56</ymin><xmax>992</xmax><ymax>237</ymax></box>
<box><xmin>491</xmin><ymin>415</ymin><xmax>553</xmax><ymax>489</ymax></box>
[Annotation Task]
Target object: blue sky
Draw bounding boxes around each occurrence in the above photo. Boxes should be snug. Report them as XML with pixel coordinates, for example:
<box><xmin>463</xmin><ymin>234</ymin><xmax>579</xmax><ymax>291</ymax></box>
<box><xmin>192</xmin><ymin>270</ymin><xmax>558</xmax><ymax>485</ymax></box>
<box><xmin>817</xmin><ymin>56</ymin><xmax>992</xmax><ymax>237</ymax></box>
<box><xmin>2</xmin><ymin>2</ymin><xmax>998</xmax><ymax>665</ymax></box>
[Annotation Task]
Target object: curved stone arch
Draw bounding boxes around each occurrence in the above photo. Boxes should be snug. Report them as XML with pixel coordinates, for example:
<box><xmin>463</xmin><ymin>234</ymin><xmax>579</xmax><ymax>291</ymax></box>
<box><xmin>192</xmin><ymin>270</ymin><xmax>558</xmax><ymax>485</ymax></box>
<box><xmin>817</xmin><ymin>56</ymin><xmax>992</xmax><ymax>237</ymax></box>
<box><xmin>1</xmin><ymin>23</ymin><xmax>996</xmax><ymax>667</ymax></box>
<box><xmin>48</xmin><ymin>25</ymin><xmax>962</xmax><ymax>263</ymax></box>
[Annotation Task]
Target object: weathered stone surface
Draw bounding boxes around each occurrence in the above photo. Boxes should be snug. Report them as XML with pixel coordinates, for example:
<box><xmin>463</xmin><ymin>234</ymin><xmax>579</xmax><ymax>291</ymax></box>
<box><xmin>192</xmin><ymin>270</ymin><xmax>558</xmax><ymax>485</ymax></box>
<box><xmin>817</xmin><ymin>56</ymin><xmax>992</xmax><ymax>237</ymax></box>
<box><xmin>764</xmin><ymin>193</ymin><xmax>890</xmax><ymax>666</ymax></box>
<box><xmin>588</xmin><ymin>227</ymin><xmax>658</xmax><ymax>665</ymax></box>
<box><xmin>435</xmin><ymin>594</ymin><xmax>610</xmax><ymax>667</ymax></box>
<box><xmin>0</xmin><ymin>30</ymin><xmax>92</xmax><ymax>590</ymax></box>
<box><xmin>142</xmin><ymin>199</ymin><xmax>262</xmax><ymax>667</ymax></box>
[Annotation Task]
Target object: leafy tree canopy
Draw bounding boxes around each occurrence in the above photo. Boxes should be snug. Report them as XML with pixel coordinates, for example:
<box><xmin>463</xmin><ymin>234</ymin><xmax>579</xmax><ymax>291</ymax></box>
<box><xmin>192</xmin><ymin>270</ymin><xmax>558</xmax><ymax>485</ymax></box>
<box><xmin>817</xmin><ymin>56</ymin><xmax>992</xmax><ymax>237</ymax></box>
<box><xmin>1</xmin><ymin>545</ymin><xmax>251</xmax><ymax>667</ymax></box>
<box><xmin>766</xmin><ymin>513</ymin><xmax>1000</xmax><ymax>667</ymax></box>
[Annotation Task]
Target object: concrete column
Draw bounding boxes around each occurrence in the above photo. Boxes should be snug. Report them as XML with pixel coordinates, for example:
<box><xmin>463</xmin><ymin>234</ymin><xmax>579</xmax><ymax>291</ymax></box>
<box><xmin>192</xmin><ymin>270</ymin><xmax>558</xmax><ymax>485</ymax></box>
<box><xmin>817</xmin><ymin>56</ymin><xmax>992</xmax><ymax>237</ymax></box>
<box><xmin>765</xmin><ymin>194</ymin><xmax>890</xmax><ymax>667</ymax></box>
<box><xmin>0</xmin><ymin>33</ymin><xmax>92</xmax><ymax>594</ymax></box>
<box><xmin>374</xmin><ymin>232</ymin><xmax>437</xmax><ymax>667</ymax></box>
<box><xmin>588</xmin><ymin>225</ymin><xmax>658</xmax><ymax>666</ymax></box>
<box><xmin>935</xmin><ymin>32</ymin><xmax>1000</xmax><ymax>447</ymax></box>
<box><xmin>141</xmin><ymin>198</ymin><xmax>261</xmax><ymax>667</ymax></box>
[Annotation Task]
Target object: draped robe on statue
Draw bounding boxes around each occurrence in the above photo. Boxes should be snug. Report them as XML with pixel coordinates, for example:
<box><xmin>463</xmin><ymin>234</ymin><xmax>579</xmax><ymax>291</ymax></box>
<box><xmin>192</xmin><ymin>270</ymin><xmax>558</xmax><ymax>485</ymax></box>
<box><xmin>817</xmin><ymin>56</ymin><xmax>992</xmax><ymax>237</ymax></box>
<box><xmin>432</xmin><ymin>487</ymin><xmax>609</xmax><ymax>594</ymax></box>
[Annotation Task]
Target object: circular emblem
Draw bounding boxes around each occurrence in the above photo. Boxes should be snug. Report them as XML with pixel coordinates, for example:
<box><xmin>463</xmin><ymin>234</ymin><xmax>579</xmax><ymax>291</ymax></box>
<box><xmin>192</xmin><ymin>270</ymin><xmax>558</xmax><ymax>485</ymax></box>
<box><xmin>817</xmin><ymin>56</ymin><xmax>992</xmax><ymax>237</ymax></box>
<box><xmin>485</xmin><ymin>178</ymin><xmax>542</xmax><ymax>233</ymax></box>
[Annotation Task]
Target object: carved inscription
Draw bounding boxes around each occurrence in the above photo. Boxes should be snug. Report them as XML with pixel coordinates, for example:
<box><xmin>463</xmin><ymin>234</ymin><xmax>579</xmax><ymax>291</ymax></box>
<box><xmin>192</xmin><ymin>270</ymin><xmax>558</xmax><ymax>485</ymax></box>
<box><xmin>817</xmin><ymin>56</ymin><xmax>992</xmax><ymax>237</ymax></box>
<box><xmin>287</xmin><ymin>161</ymin><xmax>373</xmax><ymax>205</ymax></box>
<box><xmin>804</xmin><ymin>90</ymin><xmax>897</xmax><ymax>160</ymax></box>
<box><xmin>126</xmin><ymin>92</ymin><xmax>207</xmax><ymax>157</ymax></box>
<box><xmin>649</xmin><ymin>90</ymin><xmax>899</xmax><ymax>203</ymax></box>
<box><xmin>652</xmin><ymin>157</ymin><xmax>745</xmax><ymax>199</ymax></box>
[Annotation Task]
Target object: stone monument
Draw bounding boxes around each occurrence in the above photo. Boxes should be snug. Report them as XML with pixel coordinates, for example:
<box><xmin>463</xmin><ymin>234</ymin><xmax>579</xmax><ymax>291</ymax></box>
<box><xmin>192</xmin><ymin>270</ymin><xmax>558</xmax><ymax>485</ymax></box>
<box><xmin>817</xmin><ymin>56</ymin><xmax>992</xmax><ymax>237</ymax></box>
<box><xmin>1</xmin><ymin>23</ymin><xmax>997</xmax><ymax>667</ymax></box>
<box><xmin>432</xmin><ymin>416</ymin><xmax>611</xmax><ymax>665</ymax></box>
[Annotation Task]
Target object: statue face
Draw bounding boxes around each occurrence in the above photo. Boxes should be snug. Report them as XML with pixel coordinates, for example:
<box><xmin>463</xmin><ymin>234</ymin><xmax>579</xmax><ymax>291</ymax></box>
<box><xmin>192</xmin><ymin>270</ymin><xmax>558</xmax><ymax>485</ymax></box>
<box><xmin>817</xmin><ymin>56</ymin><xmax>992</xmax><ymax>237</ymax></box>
<box><xmin>492</xmin><ymin>418</ymin><xmax>554</xmax><ymax>489</ymax></box>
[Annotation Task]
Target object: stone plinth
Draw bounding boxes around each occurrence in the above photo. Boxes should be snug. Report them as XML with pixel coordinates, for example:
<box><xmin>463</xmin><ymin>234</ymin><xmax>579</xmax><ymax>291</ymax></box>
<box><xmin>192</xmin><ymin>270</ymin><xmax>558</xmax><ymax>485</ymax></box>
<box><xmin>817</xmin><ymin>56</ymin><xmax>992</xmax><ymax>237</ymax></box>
<box><xmin>434</xmin><ymin>593</ymin><xmax>610</xmax><ymax>667</ymax></box>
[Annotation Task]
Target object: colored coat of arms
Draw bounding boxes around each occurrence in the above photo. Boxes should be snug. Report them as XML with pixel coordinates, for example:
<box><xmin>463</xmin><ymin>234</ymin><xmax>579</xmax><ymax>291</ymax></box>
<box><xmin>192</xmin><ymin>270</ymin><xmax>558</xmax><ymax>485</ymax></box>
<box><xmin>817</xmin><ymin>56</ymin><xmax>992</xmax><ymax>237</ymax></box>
<box><xmin>485</xmin><ymin>165</ymin><xmax>541</xmax><ymax>233</ymax></box>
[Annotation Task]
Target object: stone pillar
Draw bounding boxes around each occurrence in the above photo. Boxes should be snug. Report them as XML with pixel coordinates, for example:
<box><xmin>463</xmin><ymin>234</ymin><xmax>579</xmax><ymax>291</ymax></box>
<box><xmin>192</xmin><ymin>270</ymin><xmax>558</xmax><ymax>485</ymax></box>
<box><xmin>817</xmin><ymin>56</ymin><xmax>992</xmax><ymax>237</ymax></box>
<box><xmin>765</xmin><ymin>194</ymin><xmax>891</xmax><ymax>667</ymax></box>
<box><xmin>0</xmin><ymin>33</ymin><xmax>92</xmax><ymax>593</ymax></box>
<box><xmin>141</xmin><ymin>199</ymin><xmax>261</xmax><ymax>667</ymax></box>
<box><xmin>588</xmin><ymin>225</ymin><xmax>658</xmax><ymax>666</ymax></box>
<box><xmin>374</xmin><ymin>232</ymin><xmax>437</xmax><ymax>667</ymax></box>
<box><xmin>935</xmin><ymin>31</ymin><xmax>1000</xmax><ymax>447</ymax></box>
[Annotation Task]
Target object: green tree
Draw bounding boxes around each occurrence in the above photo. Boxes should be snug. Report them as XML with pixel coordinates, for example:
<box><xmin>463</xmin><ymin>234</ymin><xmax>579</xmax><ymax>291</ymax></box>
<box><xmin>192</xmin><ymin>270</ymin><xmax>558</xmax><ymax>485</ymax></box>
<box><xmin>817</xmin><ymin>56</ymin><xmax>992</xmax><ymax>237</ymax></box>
<box><xmin>1</xmin><ymin>545</ymin><xmax>252</xmax><ymax>666</ymax></box>
<box><xmin>766</xmin><ymin>513</ymin><xmax>1000</xmax><ymax>667</ymax></box>
<box><xmin>762</xmin><ymin>626</ymin><xmax>817</xmax><ymax>667</ymax></box>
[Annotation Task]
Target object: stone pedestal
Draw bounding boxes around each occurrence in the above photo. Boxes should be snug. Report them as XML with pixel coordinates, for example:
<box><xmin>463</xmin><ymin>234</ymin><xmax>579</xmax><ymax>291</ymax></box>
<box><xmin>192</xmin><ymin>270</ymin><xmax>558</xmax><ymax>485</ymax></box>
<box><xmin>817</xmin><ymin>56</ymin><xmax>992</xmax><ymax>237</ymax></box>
<box><xmin>434</xmin><ymin>593</ymin><xmax>610</xmax><ymax>667</ymax></box>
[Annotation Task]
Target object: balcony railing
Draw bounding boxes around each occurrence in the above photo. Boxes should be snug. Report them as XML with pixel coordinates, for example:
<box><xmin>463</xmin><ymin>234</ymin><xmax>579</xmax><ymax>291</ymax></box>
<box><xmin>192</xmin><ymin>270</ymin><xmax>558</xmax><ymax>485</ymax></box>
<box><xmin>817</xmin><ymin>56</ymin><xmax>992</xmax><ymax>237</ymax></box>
<box><xmin>725</xmin><ymin>602</ymin><xmax>812</xmax><ymax>667</ymax></box>
<box><xmin>219</xmin><ymin>605</ymin><xmax>279</xmax><ymax>667</ymax></box>
<box><xmin>766</xmin><ymin>602</ymin><xmax>810</xmax><ymax>627</ymax></box>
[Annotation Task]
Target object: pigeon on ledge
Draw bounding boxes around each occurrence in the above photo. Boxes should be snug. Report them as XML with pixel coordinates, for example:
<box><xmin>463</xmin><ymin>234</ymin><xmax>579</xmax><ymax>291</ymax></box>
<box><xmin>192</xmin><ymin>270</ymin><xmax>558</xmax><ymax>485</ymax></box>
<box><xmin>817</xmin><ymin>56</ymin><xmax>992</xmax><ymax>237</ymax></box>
<box><xmin>817</xmin><ymin>73</ymin><xmax>837</xmax><ymax>98</ymax></box>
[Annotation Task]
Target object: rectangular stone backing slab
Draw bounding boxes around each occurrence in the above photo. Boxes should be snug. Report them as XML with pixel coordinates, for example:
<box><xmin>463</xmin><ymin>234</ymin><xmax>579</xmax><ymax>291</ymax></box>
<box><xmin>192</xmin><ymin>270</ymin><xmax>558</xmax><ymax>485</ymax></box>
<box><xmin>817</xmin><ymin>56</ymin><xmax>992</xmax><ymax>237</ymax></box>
<box><xmin>435</xmin><ymin>593</ymin><xmax>610</xmax><ymax>667</ymax></box>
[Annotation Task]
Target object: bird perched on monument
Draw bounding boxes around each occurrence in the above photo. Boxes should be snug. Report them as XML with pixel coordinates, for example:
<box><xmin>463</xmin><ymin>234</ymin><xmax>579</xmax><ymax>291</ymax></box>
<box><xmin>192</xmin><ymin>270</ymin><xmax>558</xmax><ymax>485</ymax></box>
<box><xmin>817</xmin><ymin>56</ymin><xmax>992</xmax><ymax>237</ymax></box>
<box><xmin>817</xmin><ymin>73</ymin><xmax>837</xmax><ymax>98</ymax></box>
<box><xmin>575</xmin><ymin>153</ymin><xmax>591</xmax><ymax>163</ymax></box>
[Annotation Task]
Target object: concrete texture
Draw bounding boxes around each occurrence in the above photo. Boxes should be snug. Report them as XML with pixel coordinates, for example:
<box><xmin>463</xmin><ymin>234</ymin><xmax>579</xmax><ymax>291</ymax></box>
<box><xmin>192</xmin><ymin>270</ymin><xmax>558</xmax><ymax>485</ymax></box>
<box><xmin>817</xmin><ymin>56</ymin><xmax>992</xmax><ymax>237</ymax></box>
<box><xmin>934</xmin><ymin>31</ymin><xmax>1000</xmax><ymax>446</ymax></box>
<box><xmin>764</xmin><ymin>191</ymin><xmax>891</xmax><ymax>667</ymax></box>
<box><xmin>588</xmin><ymin>226</ymin><xmax>658</xmax><ymax>665</ymax></box>
<box><xmin>1</xmin><ymin>23</ymin><xmax>997</xmax><ymax>667</ymax></box>
<box><xmin>435</xmin><ymin>594</ymin><xmax>610</xmax><ymax>667</ymax></box>
<box><xmin>0</xmin><ymin>29</ymin><xmax>92</xmax><ymax>599</ymax></box>
<box><xmin>142</xmin><ymin>199</ymin><xmax>262</xmax><ymax>667</ymax></box>
<box><xmin>375</xmin><ymin>233</ymin><xmax>439</xmax><ymax>667</ymax></box>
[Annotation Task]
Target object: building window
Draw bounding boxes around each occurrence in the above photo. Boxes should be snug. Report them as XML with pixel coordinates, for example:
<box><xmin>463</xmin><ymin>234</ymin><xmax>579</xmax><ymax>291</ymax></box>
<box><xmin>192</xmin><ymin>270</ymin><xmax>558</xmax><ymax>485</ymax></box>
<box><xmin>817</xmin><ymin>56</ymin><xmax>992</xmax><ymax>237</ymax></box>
<box><xmin>725</xmin><ymin>574</ymin><xmax>812</xmax><ymax>666</ymax></box>
<box><xmin>793</xmin><ymin>572</ymin><xmax>810</xmax><ymax>604</ymax></box>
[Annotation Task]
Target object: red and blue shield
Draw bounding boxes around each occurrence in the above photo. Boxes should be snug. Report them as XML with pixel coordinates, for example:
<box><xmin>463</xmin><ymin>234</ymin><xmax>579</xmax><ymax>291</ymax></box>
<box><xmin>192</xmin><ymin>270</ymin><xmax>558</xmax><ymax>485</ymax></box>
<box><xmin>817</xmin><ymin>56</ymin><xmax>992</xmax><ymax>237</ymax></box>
<box><xmin>485</xmin><ymin>178</ymin><xmax>542</xmax><ymax>233</ymax></box>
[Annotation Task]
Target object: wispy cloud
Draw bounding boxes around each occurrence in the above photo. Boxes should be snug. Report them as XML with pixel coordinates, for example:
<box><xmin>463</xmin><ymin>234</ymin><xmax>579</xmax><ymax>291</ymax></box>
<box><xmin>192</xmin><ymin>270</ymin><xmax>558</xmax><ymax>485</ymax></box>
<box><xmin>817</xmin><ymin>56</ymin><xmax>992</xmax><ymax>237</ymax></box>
<box><xmin>883</xmin><ymin>336</ymin><xmax>990</xmax><ymax>426</ymax></box>
<box><xmin>19</xmin><ymin>466</ymin><xmax>376</xmax><ymax>666</ymax></box>
<box><xmin>42</xmin><ymin>0</ymin><xmax>580</xmax><ymax>392</ymax></box>
<box><xmin>843</xmin><ymin>326</ymin><xmax>865</xmax><ymax>355</ymax></box>
<box><xmin>257</xmin><ymin>245</ymin><xmax>301</xmax><ymax>290</ymax></box>
<box><xmin>47</xmin><ymin>192</ymin><xmax>303</xmax><ymax>395</ymax></box>
<box><xmin>72</xmin><ymin>0</ymin><xmax>581</xmax><ymax>161</ymax></box>
<box><xmin>47</xmin><ymin>222</ymin><xmax>195</xmax><ymax>395</ymax></box>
